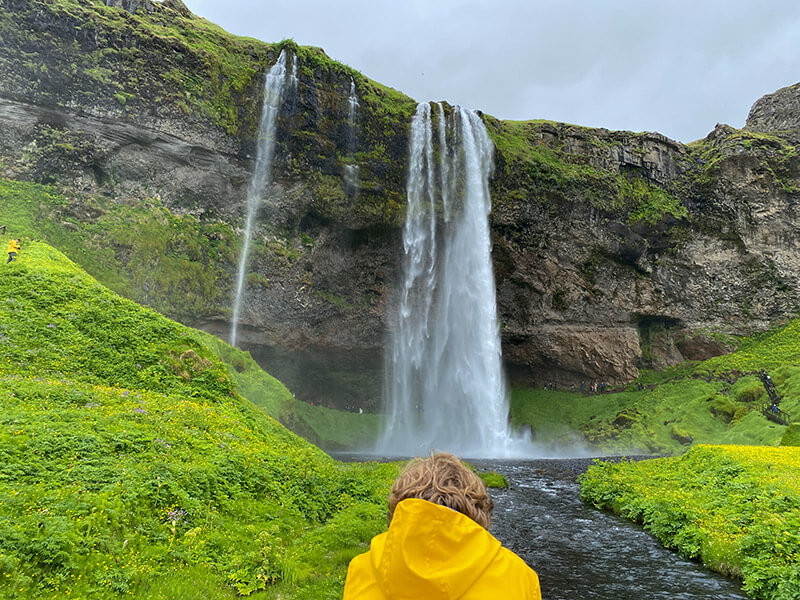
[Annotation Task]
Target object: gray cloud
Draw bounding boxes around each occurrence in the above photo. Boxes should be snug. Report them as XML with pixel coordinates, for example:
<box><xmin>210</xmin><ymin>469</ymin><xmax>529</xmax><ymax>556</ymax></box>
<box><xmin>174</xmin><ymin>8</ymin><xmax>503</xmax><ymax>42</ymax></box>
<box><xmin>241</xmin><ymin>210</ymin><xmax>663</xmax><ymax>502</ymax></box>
<box><xmin>182</xmin><ymin>0</ymin><xmax>800</xmax><ymax>141</ymax></box>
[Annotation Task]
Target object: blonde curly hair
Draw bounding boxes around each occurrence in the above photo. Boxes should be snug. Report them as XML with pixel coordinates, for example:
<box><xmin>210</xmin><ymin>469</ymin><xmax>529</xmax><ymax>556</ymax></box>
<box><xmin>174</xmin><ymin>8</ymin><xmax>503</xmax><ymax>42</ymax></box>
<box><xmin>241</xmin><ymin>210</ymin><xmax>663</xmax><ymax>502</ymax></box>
<box><xmin>387</xmin><ymin>453</ymin><xmax>494</xmax><ymax>529</ymax></box>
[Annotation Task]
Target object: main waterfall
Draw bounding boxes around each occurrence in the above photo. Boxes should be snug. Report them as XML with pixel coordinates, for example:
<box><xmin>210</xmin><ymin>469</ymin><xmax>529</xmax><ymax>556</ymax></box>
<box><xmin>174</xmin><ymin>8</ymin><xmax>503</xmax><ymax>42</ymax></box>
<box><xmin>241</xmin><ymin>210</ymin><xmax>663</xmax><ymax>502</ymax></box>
<box><xmin>377</xmin><ymin>102</ymin><xmax>529</xmax><ymax>458</ymax></box>
<box><xmin>230</xmin><ymin>50</ymin><xmax>290</xmax><ymax>347</ymax></box>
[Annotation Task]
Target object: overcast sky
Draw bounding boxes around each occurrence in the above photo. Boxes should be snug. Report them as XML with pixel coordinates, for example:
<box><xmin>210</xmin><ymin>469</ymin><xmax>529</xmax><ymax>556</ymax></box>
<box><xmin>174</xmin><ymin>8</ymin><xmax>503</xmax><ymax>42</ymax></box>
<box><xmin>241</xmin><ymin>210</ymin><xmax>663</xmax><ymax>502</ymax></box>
<box><xmin>182</xmin><ymin>0</ymin><xmax>800</xmax><ymax>143</ymax></box>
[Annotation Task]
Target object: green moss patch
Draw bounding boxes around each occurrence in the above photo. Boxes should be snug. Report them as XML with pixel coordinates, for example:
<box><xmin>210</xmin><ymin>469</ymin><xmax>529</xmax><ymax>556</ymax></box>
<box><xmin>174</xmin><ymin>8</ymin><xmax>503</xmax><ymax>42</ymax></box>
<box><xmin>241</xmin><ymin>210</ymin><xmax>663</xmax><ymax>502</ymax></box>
<box><xmin>485</xmin><ymin>118</ymin><xmax>688</xmax><ymax>225</ymax></box>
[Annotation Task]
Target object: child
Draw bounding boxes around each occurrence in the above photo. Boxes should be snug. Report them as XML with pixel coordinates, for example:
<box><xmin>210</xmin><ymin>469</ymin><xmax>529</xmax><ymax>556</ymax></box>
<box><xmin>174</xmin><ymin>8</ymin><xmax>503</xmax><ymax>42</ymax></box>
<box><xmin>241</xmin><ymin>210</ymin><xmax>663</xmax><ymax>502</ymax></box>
<box><xmin>343</xmin><ymin>453</ymin><xmax>541</xmax><ymax>599</ymax></box>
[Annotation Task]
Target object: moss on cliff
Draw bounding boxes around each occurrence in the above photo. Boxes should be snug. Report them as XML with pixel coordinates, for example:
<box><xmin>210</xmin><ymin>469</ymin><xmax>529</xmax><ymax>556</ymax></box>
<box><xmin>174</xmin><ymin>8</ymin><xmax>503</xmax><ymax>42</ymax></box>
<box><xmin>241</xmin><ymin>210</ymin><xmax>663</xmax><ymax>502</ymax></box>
<box><xmin>687</xmin><ymin>126</ymin><xmax>799</xmax><ymax>194</ymax></box>
<box><xmin>485</xmin><ymin>117</ymin><xmax>688</xmax><ymax>225</ymax></box>
<box><xmin>0</xmin><ymin>0</ymin><xmax>277</xmax><ymax>135</ymax></box>
<box><xmin>1</xmin><ymin>0</ymin><xmax>417</xmax><ymax>168</ymax></box>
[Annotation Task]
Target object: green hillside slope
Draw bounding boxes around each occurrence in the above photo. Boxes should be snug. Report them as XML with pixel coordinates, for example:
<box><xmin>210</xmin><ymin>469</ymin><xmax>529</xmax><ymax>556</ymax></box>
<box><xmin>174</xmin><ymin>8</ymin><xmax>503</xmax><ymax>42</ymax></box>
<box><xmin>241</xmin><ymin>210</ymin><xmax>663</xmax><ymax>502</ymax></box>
<box><xmin>0</xmin><ymin>178</ymin><xmax>382</xmax><ymax>451</ymax></box>
<box><xmin>511</xmin><ymin>327</ymin><xmax>800</xmax><ymax>455</ymax></box>
<box><xmin>0</xmin><ymin>241</ymin><xmax>396</xmax><ymax>599</ymax></box>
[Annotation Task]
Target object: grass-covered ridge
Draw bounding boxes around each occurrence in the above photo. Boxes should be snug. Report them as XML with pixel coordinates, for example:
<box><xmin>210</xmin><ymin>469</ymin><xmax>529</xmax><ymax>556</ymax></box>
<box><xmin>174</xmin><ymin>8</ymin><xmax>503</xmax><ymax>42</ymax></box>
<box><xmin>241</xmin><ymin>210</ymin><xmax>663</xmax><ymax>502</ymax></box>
<box><xmin>2</xmin><ymin>0</ymin><xmax>416</xmax><ymax>192</ymax></box>
<box><xmin>579</xmin><ymin>445</ymin><xmax>800</xmax><ymax>600</ymax></box>
<box><xmin>687</xmin><ymin>126</ymin><xmax>799</xmax><ymax>194</ymax></box>
<box><xmin>1</xmin><ymin>0</ymin><xmax>274</xmax><ymax>134</ymax></box>
<box><xmin>484</xmin><ymin>117</ymin><xmax>689</xmax><ymax>225</ymax></box>
<box><xmin>0</xmin><ymin>241</ymin><xmax>397</xmax><ymax>599</ymax></box>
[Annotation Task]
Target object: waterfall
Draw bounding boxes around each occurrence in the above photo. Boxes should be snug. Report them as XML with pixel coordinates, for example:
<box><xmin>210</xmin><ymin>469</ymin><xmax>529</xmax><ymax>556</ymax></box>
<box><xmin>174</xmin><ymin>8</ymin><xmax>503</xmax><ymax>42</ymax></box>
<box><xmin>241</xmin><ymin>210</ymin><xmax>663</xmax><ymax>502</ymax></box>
<box><xmin>289</xmin><ymin>53</ymin><xmax>299</xmax><ymax>91</ymax></box>
<box><xmin>230</xmin><ymin>50</ymin><xmax>290</xmax><ymax>347</ymax></box>
<box><xmin>344</xmin><ymin>77</ymin><xmax>360</xmax><ymax>194</ymax></box>
<box><xmin>377</xmin><ymin>102</ymin><xmax>530</xmax><ymax>458</ymax></box>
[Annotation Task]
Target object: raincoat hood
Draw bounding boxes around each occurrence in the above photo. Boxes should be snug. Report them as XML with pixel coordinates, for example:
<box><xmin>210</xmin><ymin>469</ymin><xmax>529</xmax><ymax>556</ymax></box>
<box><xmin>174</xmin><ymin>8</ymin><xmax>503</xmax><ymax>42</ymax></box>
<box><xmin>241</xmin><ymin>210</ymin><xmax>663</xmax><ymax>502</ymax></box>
<box><xmin>369</xmin><ymin>498</ymin><xmax>503</xmax><ymax>599</ymax></box>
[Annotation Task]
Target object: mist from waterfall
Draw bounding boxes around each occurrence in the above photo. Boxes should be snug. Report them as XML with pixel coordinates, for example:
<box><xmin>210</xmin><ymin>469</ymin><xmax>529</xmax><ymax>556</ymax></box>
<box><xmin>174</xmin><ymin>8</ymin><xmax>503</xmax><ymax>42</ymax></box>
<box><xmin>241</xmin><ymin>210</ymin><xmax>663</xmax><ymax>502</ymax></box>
<box><xmin>377</xmin><ymin>102</ymin><xmax>531</xmax><ymax>458</ymax></box>
<box><xmin>344</xmin><ymin>77</ymin><xmax>360</xmax><ymax>194</ymax></box>
<box><xmin>230</xmin><ymin>50</ymin><xmax>291</xmax><ymax>347</ymax></box>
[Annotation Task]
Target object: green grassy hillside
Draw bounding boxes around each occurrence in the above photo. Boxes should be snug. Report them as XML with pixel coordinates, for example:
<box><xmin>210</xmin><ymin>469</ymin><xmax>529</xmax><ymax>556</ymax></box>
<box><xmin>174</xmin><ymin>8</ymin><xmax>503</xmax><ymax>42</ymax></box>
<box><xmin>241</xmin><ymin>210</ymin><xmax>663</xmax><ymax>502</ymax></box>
<box><xmin>511</xmin><ymin>325</ymin><xmax>800</xmax><ymax>455</ymax></box>
<box><xmin>0</xmin><ymin>241</ymin><xmax>397</xmax><ymax>599</ymax></box>
<box><xmin>0</xmin><ymin>177</ymin><xmax>237</xmax><ymax>323</ymax></box>
<box><xmin>0</xmin><ymin>177</ymin><xmax>385</xmax><ymax>451</ymax></box>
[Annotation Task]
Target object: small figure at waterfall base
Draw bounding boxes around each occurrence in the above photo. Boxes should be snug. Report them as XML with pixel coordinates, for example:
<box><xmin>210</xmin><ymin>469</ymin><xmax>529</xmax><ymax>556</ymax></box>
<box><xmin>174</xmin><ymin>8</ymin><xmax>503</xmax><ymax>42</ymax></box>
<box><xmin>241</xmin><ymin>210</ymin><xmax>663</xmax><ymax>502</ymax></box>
<box><xmin>343</xmin><ymin>453</ymin><xmax>541</xmax><ymax>599</ymax></box>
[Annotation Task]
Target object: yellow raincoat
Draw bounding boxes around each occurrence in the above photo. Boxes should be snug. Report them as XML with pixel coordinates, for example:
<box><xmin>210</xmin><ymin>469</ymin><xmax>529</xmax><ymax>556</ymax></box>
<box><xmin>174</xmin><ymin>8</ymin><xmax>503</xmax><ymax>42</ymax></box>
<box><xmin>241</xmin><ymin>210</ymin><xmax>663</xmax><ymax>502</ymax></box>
<box><xmin>343</xmin><ymin>498</ymin><xmax>541</xmax><ymax>599</ymax></box>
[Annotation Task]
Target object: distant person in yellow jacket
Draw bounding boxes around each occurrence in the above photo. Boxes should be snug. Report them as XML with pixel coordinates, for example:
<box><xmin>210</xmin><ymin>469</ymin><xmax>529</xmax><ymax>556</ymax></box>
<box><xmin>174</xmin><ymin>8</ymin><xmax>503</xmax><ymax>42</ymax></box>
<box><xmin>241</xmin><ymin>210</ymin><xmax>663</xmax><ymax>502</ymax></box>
<box><xmin>343</xmin><ymin>453</ymin><xmax>541</xmax><ymax>600</ymax></box>
<box><xmin>6</xmin><ymin>238</ymin><xmax>20</xmax><ymax>263</ymax></box>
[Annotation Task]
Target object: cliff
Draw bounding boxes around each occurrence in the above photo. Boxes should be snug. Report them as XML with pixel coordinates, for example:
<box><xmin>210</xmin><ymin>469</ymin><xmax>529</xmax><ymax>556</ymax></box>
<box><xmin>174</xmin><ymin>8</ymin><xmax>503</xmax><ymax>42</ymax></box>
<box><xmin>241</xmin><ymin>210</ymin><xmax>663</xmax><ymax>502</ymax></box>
<box><xmin>488</xmin><ymin>118</ymin><xmax>800</xmax><ymax>384</ymax></box>
<box><xmin>1</xmin><ymin>0</ymin><xmax>799</xmax><ymax>403</ymax></box>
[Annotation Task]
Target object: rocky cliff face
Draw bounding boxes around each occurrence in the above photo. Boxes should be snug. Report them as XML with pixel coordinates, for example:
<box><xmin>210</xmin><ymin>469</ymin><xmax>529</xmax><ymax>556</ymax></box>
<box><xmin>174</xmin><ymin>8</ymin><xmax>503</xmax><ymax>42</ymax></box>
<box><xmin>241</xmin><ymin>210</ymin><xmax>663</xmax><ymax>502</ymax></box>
<box><xmin>746</xmin><ymin>82</ymin><xmax>800</xmax><ymax>139</ymax></box>
<box><xmin>1</xmin><ymin>0</ymin><xmax>799</xmax><ymax>403</ymax></box>
<box><xmin>488</xmin><ymin>118</ymin><xmax>800</xmax><ymax>384</ymax></box>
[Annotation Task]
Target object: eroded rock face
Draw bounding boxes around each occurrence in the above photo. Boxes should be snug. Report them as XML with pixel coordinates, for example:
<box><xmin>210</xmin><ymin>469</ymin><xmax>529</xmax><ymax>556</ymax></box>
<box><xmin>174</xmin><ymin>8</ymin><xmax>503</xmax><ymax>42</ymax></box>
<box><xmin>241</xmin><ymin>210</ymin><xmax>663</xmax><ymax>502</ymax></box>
<box><xmin>746</xmin><ymin>82</ymin><xmax>800</xmax><ymax>136</ymax></box>
<box><xmin>503</xmin><ymin>324</ymin><xmax>641</xmax><ymax>385</ymax></box>
<box><xmin>488</xmin><ymin>116</ymin><xmax>800</xmax><ymax>385</ymax></box>
<box><xmin>1</xmin><ymin>1</ymin><xmax>800</xmax><ymax>396</ymax></box>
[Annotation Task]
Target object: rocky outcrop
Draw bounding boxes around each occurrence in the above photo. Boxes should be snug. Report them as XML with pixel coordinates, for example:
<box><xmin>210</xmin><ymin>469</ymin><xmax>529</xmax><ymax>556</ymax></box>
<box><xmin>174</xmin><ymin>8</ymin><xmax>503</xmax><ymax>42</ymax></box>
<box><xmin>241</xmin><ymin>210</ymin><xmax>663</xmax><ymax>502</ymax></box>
<box><xmin>0</xmin><ymin>96</ymin><xmax>248</xmax><ymax>215</ymax></box>
<box><xmin>746</xmin><ymin>82</ymin><xmax>800</xmax><ymax>137</ymax></box>
<box><xmin>1</xmin><ymin>0</ymin><xmax>799</xmax><ymax>401</ymax></box>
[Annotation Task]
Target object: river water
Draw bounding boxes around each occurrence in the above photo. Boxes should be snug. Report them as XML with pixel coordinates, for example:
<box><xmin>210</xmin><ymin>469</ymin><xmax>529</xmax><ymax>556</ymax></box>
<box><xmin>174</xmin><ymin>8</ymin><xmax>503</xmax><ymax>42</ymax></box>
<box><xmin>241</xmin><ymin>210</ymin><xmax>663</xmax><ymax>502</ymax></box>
<box><xmin>470</xmin><ymin>458</ymin><xmax>749</xmax><ymax>600</ymax></box>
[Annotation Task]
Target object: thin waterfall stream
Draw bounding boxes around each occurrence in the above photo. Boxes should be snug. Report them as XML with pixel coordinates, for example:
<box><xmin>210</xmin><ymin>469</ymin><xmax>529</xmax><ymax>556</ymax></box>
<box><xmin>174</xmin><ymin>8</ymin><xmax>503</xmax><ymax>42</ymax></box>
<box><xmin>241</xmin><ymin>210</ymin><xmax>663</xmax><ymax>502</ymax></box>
<box><xmin>230</xmin><ymin>50</ymin><xmax>291</xmax><ymax>348</ymax></box>
<box><xmin>344</xmin><ymin>77</ymin><xmax>360</xmax><ymax>194</ymax></box>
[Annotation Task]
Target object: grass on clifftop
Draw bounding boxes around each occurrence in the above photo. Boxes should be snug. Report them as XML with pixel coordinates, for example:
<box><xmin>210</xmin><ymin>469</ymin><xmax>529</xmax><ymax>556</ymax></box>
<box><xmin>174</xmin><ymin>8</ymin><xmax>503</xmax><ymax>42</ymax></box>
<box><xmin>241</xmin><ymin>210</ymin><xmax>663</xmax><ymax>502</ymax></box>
<box><xmin>580</xmin><ymin>445</ymin><xmax>800</xmax><ymax>600</ymax></box>
<box><xmin>0</xmin><ymin>241</ymin><xmax>397</xmax><ymax>599</ymax></box>
<box><xmin>484</xmin><ymin>118</ymin><xmax>688</xmax><ymax>225</ymax></box>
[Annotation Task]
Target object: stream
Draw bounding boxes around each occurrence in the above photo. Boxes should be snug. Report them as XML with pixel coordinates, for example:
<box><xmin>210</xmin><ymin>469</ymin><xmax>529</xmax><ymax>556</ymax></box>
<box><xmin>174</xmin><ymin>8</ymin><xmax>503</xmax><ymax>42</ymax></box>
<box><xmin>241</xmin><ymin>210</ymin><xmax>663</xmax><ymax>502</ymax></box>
<box><xmin>471</xmin><ymin>458</ymin><xmax>749</xmax><ymax>600</ymax></box>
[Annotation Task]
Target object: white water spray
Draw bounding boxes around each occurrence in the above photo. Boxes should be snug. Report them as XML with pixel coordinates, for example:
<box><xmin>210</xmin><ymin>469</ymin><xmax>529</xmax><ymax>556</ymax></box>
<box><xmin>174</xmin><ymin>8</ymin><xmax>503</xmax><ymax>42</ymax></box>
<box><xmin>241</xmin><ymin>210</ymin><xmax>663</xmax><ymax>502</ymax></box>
<box><xmin>289</xmin><ymin>53</ymin><xmax>299</xmax><ymax>91</ymax></box>
<box><xmin>344</xmin><ymin>77</ymin><xmax>360</xmax><ymax>194</ymax></box>
<box><xmin>230</xmin><ymin>50</ymin><xmax>290</xmax><ymax>347</ymax></box>
<box><xmin>377</xmin><ymin>103</ymin><xmax>530</xmax><ymax>458</ymax></box>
